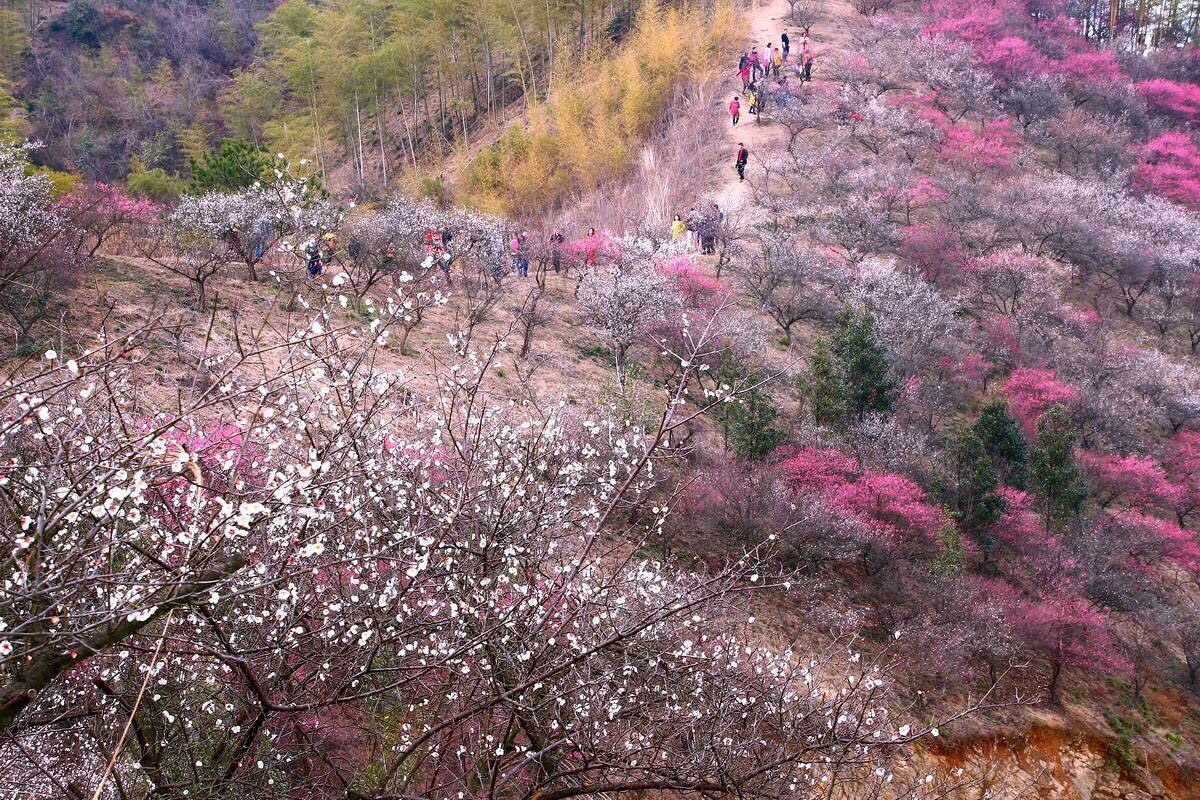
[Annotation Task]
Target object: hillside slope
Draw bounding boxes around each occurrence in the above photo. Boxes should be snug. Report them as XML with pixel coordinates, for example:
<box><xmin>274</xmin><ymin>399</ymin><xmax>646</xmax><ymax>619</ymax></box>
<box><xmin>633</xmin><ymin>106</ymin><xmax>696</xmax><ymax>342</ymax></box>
<box><xmin>2</xmin><ymin>0</ymin><xmax>1200</xmax><ymax>797</ymax></box>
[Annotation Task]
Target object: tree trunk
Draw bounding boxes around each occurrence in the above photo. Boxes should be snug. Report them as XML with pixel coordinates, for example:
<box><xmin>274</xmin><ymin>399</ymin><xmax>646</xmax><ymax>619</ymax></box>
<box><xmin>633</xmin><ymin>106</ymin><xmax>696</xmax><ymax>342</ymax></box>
<box><xmin>1047</xmin><ymin>660</ymin><xmax>1062</xmax><ymax>706</ymax></box>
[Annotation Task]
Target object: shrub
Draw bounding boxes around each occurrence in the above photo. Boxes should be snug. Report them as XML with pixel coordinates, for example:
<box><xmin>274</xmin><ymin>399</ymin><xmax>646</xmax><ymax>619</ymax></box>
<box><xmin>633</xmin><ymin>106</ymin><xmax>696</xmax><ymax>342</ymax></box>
<box><xmin>1103</xmin><ymin>709</ymin><xmax>1141</xmax><ymax>772</ymax></box>
<box><xmin>53</xmin><ymin>1</ymin><xmax>101</xmax><ymax>48</ymax></box>
<box><xmin>127</xmin><ymin>157</ymin><xmax>185</xmax><ymax>203</ymax></box>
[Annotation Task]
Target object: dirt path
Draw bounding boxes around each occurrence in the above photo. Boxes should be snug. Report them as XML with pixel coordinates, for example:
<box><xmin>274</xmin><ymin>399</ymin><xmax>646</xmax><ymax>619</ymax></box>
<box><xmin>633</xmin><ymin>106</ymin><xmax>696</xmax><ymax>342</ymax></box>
<box><xmin>711</xmin><ymin>0</ymin><xmax>857</xmax><ymax>211</ymax></box>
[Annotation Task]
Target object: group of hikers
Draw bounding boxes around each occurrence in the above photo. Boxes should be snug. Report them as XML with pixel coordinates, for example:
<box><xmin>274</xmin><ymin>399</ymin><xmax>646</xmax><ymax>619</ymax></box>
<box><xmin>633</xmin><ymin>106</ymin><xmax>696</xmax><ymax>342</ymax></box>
<box><xmin>301</xmin><ymin>228</ymin><xmax>450</xmax><ymax>280</ymax></box>
<box><xmin>287</xmin><ymin>210</ymin><xmax>729</xmax><ymax>291</ymax></box>
<box><xmin>286</xmin><ymin>219</ymin><xmax>612</xmax><ymax>286</ymax></box>
<box><xmin>726</xmin><ymin>31</ymin><xmax>817</xmax><ymax>184</ymax></box>
<box><xmin>303</xmin><ymin>232</ymin><xmax>340</xmax><ymax>277</ymax></box>
<box><xmin>671</xmin><ymin>204</ymin><xmax>726</xmax><ymax>255</ymax></box>
<box><xmin>222</xmin><ymin>220</ymin><xmax>275</xmax><ymax>265</ymax></box>
<box><xmin>729</xmin><ymin>31</ymin><xmax>816</xmax><ymax>127</ymax></box>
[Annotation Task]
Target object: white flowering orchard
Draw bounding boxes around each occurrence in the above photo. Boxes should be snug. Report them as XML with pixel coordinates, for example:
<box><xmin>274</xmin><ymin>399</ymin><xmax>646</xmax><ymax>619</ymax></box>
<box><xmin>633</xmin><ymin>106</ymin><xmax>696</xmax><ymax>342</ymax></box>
<box><xmin>0</xmin><ymin>276</ymin><xmax>965</xmax><ymax>797</ymax></box>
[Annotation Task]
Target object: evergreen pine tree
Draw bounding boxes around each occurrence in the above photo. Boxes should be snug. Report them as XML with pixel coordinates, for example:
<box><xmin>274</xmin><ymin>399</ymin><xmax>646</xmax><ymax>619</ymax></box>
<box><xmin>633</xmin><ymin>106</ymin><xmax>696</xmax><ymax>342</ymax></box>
<box><xmin>727</xmin><ymin>388</ymin><xmax>786</xmax><ymax>461</ymax></box>
<box><xmin>800</xmin><ymin>306</ymin><xmax>897</xmax><ymax>428</ymax></box>
<box><xmin>800</xmin><ymin>338</ymin><xmax>850</xmax><ymax>427</ymax></box>
<box><xmin>187</xmin><ymin>138</ymin><xmax>273</xmax><ymax>194</ymax></box>
<box><xmin>830</xmin><ymin>306</ymin><xmax>897</xmax><ymax>421</ymax></box>
<box><xmin>1029</xmin><ymin>404</ymin><xmax>1088</xmax><ymax>530</ymax></box>
<box><xmin>714</xmin><ymin>360</ymin><xmax>786</xmax><ymax>460</ymax></box>
<box><xmin>939</xmin><ymin>423</ymin><xmax>1005</xmax><ymax>559</ymax></box>
<box><xmin>972</xmin><ymin>400</ymin><xmax>1029</xmax><ymax>489</ymax></box>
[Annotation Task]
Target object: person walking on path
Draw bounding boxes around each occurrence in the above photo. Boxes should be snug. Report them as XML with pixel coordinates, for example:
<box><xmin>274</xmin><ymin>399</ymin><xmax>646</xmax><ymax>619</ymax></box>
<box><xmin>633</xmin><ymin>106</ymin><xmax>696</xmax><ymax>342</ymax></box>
<box><xmin>781</xmin><ymin>32</ymin><xmax>790</xmax><ymax>61</ymax></box>
<box><xmin>511</xmin><ymin>230</ymin><xmax>529</xmax><ymax>278</ymax></box>
<box><xmin>305</xmin><ymin>240</ymin><xmax>324</xmax><ymax>278</ymax></box>
<box><xmin>550</xmin><ymin>230</ymin><xmax>564</xmax><ymax>273</ymax></box>
<box><xmin>749</xmin><ymin>48</ymin><xmax>761</xmax><ymax>79</ymax></box>
<box><xmin>700</xmin><ymin>203</ymin><xmax>723</xmax><ymax>256</ymax></box>
<box><xmin>776</xmin><ymin>75</ymin><xmax>790</xmax><ymax>101</ymax></box>
<box><xmin>509</xmin><ymin>232</ymin><xmax>522</xmax><ymax>273</ymax></box>
<box><xmin>802</xmin><ymin>48</ymin><xmax>815</xmax><ymax>81</ymax></box>
<box><xmin>729</xmin><ymin>96</ymin><xmax>741</xmax><ymax>126</ymax></box>
<box><xmin>736</xmin><ymin>143</ymin><xmax>749</xmax><ymax>182</ymax></box>
<box><xmin>585</xmin><ymin>226</ymin><xmax>599</xmax><ymax>266</ymax></box>
<box><xmin>739</xmin><ymin>62</ymin><xmax>751</xmax><ymax>90</ymax></box>
<box><xmin>671</xmin><ymin>214</ymin><xmax>687</xmax><ymax>241</ymax></box>
<box><xmin>772</xmin><ymin>47</ymin><xmax>783</xmax><ymax>78</ymax></box>
<box><xmin>491</xmin><ymin>231</ymin><xmax>507</xmax><ymax>285</ymax></box>
<box><xmin>748</xmin><ymin>88</ymin><xmax>758</xmax><ymax>116</ymax></box>
<box><xmin>738</xmin><ymin>52</ymin><xmax>748</xmax><ymax>70</ymax></box>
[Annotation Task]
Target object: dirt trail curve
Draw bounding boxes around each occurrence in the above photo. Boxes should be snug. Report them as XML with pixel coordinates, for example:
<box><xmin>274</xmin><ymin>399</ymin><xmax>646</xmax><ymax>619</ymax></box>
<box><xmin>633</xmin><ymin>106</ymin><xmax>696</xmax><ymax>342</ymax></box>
<box><xmin>711</xmin><ymin>0</ymin><xmax>857</xmax><ymax>211</ymax></box>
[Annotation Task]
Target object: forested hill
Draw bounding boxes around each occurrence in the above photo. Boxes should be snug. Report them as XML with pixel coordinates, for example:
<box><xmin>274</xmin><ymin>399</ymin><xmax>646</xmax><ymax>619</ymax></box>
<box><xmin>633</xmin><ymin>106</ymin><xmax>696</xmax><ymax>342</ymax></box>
<box><xmin>3</xmin><ymin>0</ymin><xmax>277</xmax><ymax>179</ymax></box>
<box><xmin>2</xmin><ymin>0</ymin><xmax>646</xmax><ymax>192</ymax></box>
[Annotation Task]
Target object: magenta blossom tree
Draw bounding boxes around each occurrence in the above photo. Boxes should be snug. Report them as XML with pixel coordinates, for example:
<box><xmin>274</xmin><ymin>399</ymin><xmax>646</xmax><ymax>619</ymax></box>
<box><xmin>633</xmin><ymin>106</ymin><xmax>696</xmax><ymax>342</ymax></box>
<box><xmin>990</xmin><ymin>581</ymin><xmax>1128</xmax><ymax>705</ymax></box>
<box><xmin>59</xmin><ymin>183</ymin><xmax>163</xmax><ymax>258</ymax></box>
<box><xmin>780</xmin><ymin>447</ymin><xmax>947</xmax><ymax>563</ymax></box>
<box><xmin>938</xmin><ymin>118</ymin><xmax>1022</xmax><ymax>176</ymax></box>
<box><xmin>1132</xmin><ymin>132</ymin><xmax>1200</xmax><ymax>210</ymax></box>
<box><xmin>1136</xmin><ymin>78</ymin><xmax>1200</xmax><ymax>124</ymax></box>
<box><xmin>1001</xmin><ymin>368</ymin><xmax>1079</xmax><ymax>435</ymax></box>
<box><xmin>1166</xmin><ymin>430</ymin><xmax>1200</xmax><ymax>525</ymax></box>
<box><xmin>1078</xmin><ymin>450</ymin><xmax>1179</xmax><ymax>511</ymax></box>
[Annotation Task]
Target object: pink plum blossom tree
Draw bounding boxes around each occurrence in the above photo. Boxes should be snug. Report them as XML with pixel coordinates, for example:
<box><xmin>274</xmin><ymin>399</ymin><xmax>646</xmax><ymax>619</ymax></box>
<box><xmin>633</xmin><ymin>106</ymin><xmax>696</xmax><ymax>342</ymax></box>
<box><xmin>59</xmin><ymin>183</ymin><xmax>162</xmax><ymax>258</ymax></box>
<box><xmin>1132</xmin><ymin>132</ymin><xmax>1200</xmax><ymax>210</ymax></box>
<box><xmin>1001</xmin><ymin>369</ymin><xmax>1079</xmax><ymax>435</ymax></box>
<box><xmin>1136</xmin><ymin>78</ymin><xmax>1200</xmax><ymax>124</ymax></box>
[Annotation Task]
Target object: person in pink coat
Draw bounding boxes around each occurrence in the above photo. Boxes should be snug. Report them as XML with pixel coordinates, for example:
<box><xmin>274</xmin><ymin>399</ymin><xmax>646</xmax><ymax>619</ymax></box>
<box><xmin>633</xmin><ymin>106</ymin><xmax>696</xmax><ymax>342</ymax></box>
<box><xmin>729</xmin><ymin>96</ymin><xmax>741</xmax><ymax>126</ymax></box>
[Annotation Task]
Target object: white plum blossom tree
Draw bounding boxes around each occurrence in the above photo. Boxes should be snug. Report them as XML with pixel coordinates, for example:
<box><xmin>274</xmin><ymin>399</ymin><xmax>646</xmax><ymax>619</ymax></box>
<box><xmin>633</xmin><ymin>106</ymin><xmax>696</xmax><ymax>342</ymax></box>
<box><xmin>737</xmin><ymin>230</ymin><xmax>844</xmax><ymax>346</ymax></box>
<box><xmin>0</xmin><ymin>142</ymin><xmax>83</xmax><ymax>344</ymax></box>
<box><xmin>577</xmin><ymin>254</ymin><xmax>676</xmax><ymax>388</ymax></box>
<box><xmin>849</xmin><ymin>260</ymin><xmax>965</xmax><ymax>377</ymax></box>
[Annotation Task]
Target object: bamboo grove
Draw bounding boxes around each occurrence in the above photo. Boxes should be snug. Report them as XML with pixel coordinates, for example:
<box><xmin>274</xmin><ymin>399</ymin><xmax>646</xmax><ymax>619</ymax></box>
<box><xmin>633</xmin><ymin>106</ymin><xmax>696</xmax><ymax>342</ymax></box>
<box><xmin>222</xmin><ymin>0</ymin><xmax>737</xmax><ymax>200</ymax></box>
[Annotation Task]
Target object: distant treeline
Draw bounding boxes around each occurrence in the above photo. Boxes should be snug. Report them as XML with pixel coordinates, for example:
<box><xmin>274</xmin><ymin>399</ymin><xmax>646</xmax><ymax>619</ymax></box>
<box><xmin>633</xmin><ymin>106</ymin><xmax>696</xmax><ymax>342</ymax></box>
<box><xmin>1</xmin><ymin>0</ymin><xmax>715</xmax><ymax>193</ymax></box>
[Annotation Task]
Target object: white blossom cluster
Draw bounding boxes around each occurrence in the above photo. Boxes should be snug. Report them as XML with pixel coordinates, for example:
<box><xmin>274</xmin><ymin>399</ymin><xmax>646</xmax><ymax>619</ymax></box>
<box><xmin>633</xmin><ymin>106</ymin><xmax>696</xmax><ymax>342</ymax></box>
<box><xmin>850</xmin><ymin>259</ymin><xmax>965</xmax><ymax>377</ymax></box>
<box><xmin>0</xmin><ymin>143</ymin><xmax>68</xmax><ymax>258</ymax></box>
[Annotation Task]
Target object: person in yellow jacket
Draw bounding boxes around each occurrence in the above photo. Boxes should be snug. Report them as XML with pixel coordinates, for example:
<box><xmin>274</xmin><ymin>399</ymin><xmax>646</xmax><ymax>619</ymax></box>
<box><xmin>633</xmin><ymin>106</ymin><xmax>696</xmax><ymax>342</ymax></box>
<box><xmin>671</xmin><ymin>214</ymin><xmax>686</xmax><ymax>241</ymax></box>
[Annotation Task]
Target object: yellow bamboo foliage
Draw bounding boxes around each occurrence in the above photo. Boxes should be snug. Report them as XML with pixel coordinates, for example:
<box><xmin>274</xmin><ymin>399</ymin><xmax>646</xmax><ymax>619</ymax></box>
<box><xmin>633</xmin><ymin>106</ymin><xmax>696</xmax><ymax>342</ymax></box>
<box><xmin>461</xmin><ymin>0</ymin><xmax>741</xmax><ymax>216</ymax></box>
